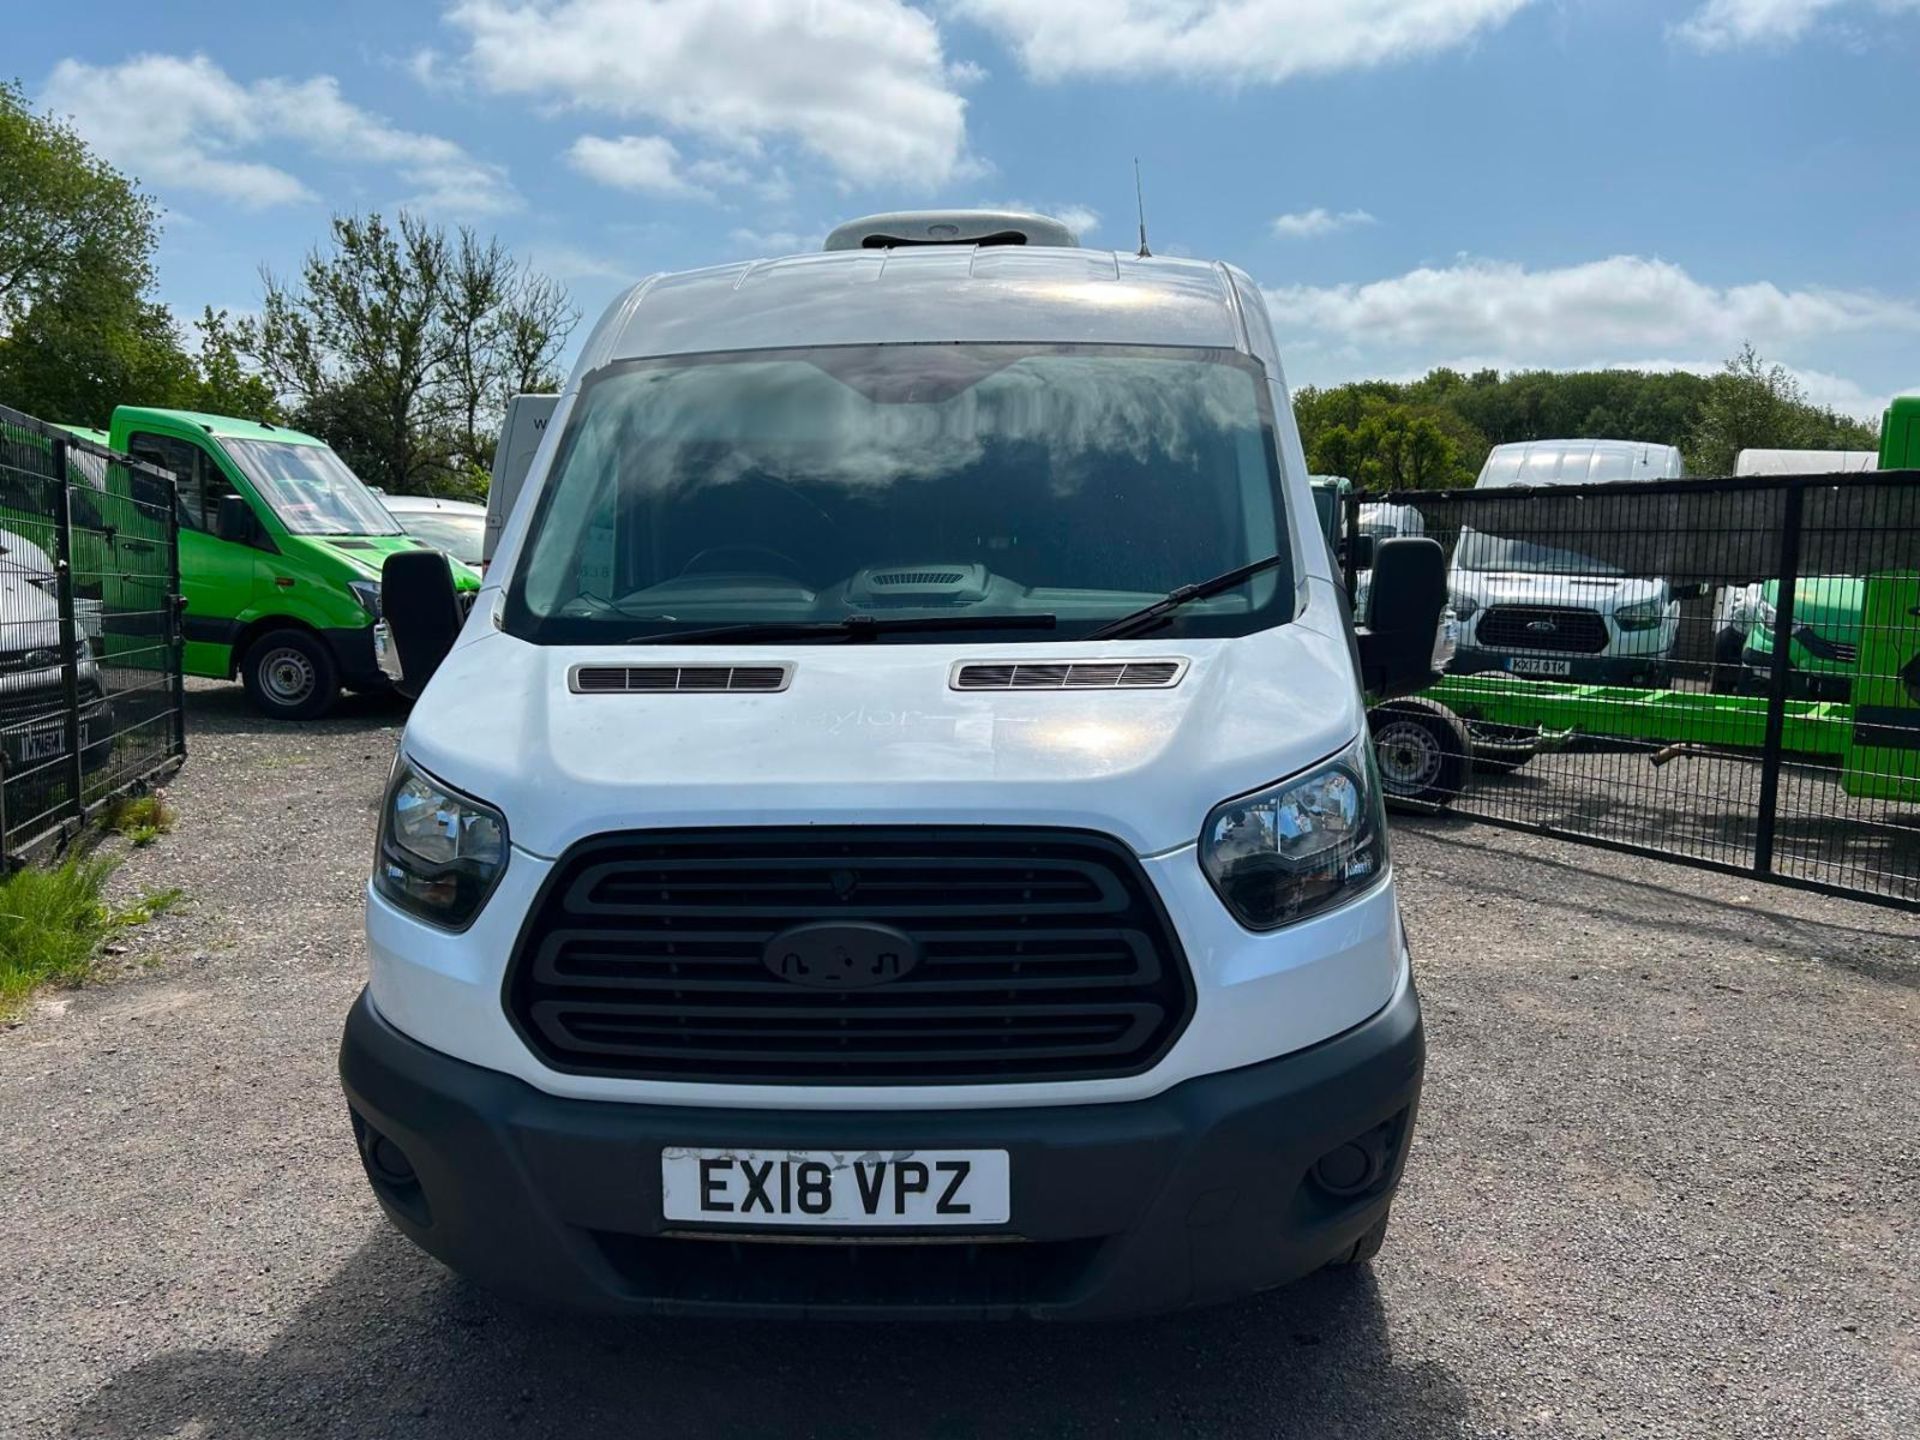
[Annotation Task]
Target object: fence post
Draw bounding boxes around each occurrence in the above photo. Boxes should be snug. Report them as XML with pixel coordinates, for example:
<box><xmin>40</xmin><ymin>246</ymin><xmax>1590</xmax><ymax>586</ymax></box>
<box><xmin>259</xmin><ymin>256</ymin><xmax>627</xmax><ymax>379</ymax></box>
<box><xmin>166</xmin><ymin>480</ymin><xmax>187</xmax><ymax>762</ymax></box>
<box><xmin>50</xmin><ymin>435</ymin><xmax>86</xmax><ymax>836</ymax></box>
<box><xmin>1753</xmin><ymin>481</ymin><xmax>1806</xmax><ymax>877</ymax></box>
<box><xmin>1342</xmin><ymin>489</ymin><xmax>1362</xmax><ymax>598</ymax></box>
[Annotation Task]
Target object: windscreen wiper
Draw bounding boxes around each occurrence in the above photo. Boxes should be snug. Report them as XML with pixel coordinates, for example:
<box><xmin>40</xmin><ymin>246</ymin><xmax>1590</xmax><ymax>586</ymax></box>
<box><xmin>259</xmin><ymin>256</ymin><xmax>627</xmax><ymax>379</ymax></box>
<box><xmin>624</xmin><ymin>613</ymin><xmax>1059</xmax><ymax>644</ymax></box>
<box><xmin>1083</xmin><ymin>555</ymin><xmax>1286</xmax><ymax>641</ymax></box>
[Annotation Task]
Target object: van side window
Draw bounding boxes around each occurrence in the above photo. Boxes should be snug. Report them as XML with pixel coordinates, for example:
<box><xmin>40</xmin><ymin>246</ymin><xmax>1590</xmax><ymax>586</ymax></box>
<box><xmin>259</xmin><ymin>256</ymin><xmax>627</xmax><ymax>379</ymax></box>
<box><xmin>126</xmin><ymin>433</ymin><xmax>236</xmax><ymax>533</ymax></box>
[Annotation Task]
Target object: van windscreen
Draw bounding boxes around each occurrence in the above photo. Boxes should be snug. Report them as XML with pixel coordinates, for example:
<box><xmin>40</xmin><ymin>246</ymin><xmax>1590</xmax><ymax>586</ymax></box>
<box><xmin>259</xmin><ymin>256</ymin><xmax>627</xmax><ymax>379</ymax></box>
<box><xmin>504</xmin><ymin>344</ymin><xmax>1293</xmax><ymax>645</ymax></box>
<box><xmin>222</xmin><ymin>439</ymin><xmax>402</xmax><ymax>537</ymax></box>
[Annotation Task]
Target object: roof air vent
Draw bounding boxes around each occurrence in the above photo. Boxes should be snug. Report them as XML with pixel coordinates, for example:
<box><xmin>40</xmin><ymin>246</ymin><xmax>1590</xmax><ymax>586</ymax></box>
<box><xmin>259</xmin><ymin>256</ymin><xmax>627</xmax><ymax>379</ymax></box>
<box><xmin>571</xmin><ymin>665</ymin><xmax>792</xmax><ymax>695</ymax></box>
<box><xmin>951</xmin><ymin>660</ymin><xmax>1188</xmax><ymax>692</ymax></box>
<box><xmin>823</xmin><ymin>211</ymin><xmax>1081</xmax><ymax>252</ymax></box>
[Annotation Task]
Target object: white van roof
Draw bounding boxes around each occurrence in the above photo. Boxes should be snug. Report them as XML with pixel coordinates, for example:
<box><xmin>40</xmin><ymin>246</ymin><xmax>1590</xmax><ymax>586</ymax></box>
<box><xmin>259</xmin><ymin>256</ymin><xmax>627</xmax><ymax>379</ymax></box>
<box><xmin>579</xmin><ymin>249</ymin><xmax>1255</xmax><ymax>371</ymax></box>
<box><xmin>1476</xmin><ymin>439</ymin><xmax>1686</xmax><ymax>488</ymax></box>
<box><xmin>1734</xmin><ymin>449</ymin><xmax>1878</xmax><ymax>477</ymax></box>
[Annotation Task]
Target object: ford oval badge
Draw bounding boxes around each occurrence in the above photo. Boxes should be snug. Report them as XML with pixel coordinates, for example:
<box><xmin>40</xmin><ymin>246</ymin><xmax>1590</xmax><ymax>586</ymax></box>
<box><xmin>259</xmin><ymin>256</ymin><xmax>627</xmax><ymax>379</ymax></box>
<box><xmin>764</xmin><ymin>922</ymin><xmax>921</xmax><ymax>990</ymax></box>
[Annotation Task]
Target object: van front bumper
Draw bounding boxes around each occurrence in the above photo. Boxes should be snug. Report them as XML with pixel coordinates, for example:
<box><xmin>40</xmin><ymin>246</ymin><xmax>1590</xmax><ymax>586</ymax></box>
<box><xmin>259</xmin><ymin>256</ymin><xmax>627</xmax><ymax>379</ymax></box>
<box><xmin>339</xmin><ymin>979</ymin><xmax>1424</xmax><ymax>1321</ymax></box>
<box><xmin>321</xmin><ymin>625</ymin><xmax>391</xmax><ymax>691</ymax></box>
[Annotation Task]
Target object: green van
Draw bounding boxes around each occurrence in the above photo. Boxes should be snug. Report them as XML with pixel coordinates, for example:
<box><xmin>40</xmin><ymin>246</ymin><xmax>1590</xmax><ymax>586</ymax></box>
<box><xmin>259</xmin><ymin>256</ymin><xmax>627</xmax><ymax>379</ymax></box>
<box><xmin>1725</xmin><ymin>396</ymin><xmax>1920</xmax><ymax>699</ymax></box>
<box><xmin>106</xmin><ymin>407</ymin><xmax>478</xmax><ymax>719</ymax></box>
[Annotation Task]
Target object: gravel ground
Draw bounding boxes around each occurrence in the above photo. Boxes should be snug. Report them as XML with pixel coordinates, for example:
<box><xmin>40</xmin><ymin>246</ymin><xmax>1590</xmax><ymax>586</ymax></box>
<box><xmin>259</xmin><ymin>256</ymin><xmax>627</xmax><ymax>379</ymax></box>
<box><xmin>2</xmin><ymin>678</ymin><xmax>1917</xmax><ymax>1439</ymax></box>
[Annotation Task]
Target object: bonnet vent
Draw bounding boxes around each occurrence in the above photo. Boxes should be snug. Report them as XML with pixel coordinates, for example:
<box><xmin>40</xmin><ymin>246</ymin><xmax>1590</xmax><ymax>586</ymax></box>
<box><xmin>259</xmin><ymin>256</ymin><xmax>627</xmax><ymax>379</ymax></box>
<box><xmin>951</xmin><ymin>660</ymin><xmax>1187</xmax><ymax>692</ymax></box>
<box><xmin>570</xmin><ymin>665</ymin><xmax>792</xmax><ymax>694</ymax></box>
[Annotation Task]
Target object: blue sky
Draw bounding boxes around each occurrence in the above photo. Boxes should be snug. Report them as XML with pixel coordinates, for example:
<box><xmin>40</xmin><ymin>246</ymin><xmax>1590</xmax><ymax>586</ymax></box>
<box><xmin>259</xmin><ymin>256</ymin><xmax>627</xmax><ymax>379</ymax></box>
<box><xmin>16</xmin><ymin>0</ymin><xmax>1920</xmax><ymax>417</ymax></box>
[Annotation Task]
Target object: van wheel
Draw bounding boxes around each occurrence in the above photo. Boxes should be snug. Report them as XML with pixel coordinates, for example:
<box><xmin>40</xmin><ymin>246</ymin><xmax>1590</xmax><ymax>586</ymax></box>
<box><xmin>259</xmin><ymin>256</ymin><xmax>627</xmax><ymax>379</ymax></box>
<box><xmin>1370</xmin><ymin>699</ymin><xmax>1472</xmax><ymax>810</ymax></box>
<box><xmin>1330</xmin><ymin>1209</ymin><xmax>1392</xmax><ymax>1267</ymax></box>
<box><xmin>241</xmin><ymin>629</ymin><xmax>339</xmax><ymax>720</ymax></box>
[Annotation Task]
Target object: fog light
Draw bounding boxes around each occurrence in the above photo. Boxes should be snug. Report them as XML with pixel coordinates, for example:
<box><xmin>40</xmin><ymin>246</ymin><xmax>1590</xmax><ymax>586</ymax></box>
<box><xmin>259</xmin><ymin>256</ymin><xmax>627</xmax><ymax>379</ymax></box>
<box><xmin>1311</xmin><ymin>1118</ymin><xmax>1400</xmax><ymax>1198</ymax></box>
<box><xmin>1313</xmin><ymin>1143</ymin><xmax>1375</xmax><ymax>1195</ymax></box>
<box><xmin>370</xmin><ymin>1135</ymin><xmax>416</xmax><ymax>1184</ymax></box>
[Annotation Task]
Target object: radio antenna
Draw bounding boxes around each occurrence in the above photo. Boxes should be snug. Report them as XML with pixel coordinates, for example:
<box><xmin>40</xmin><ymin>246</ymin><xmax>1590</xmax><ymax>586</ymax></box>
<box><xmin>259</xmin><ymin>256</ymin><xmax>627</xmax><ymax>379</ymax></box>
<box><xmin>1134</xmin><ymin>158</ymin><xmax>1152</xmax><ymax>258</ymax></box>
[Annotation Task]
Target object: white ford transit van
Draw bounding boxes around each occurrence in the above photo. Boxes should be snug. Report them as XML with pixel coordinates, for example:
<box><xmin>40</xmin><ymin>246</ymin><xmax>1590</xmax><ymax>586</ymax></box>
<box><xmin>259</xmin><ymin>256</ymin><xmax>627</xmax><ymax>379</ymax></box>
<box><xmin>1451</xmin><ymin>440</ymin><xmax>1685</xmax><ymax>683</ymax></box>
<box><xmin>343</xmin><ymin>213</ymin><xmax>1445</xmax><ymax>1320</ymax></box>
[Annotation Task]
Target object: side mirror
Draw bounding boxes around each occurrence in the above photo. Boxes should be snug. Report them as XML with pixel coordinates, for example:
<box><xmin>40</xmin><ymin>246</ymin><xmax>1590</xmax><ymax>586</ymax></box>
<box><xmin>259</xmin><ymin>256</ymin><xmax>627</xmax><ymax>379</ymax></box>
<box><xmin>383</xmin><ymin>549</ymin><xmax>464</xmax><ymax>699</ymax></box>
<box><xmin>215</xmin><ymin>494</ymin><xmax>261</xmax><ymax>546</ymax></box>
<box><xmin>1357</xmin><ymin>537</ymin><xmax>1446</xmax><ymax>701</ymax></box>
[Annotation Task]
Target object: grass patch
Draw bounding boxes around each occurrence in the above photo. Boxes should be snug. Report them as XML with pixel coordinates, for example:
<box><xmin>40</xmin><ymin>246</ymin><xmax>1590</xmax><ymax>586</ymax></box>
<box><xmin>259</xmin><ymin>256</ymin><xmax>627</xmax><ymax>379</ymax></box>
<box><xmin>0</xmin><ymin>857</ymin><xmax>184</xmax><ymax>1018</ymax></box>
<box><xmin>105</xmin><ymin>791</ymin><xmax>177</xmax><ymax>848</ymax></box>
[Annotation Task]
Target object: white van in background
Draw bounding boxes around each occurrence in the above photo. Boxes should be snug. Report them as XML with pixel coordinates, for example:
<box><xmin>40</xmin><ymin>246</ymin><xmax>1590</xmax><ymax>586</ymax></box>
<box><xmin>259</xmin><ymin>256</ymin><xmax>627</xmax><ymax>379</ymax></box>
<box><xmin>482</xmin><ymin>393</ymin><xmax>560</xmax><ymax>569</ymax></box>
<box><xmin>1476</xmin><ymin>439</ymin><xmax>1685</xmax><ymax>487</ymax></box>
<box><xmin>1734</xmin><ymin>449</ymin><xmax>1877</xmax><ymax>477</ymax></box>
<box><xmin>1449</xmin><ymin>439</ymin><xmax>1685</xmax><ymax>683</ymax></box>
<box><xmin>346</xmin><ymin>211</ymin><xmax>1449</xmax><ymax>1321</ymax></box>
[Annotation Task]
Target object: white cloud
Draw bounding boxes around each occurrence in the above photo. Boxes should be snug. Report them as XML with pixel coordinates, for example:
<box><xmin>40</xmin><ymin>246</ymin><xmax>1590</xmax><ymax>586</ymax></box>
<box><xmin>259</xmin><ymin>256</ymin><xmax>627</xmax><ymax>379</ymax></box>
<box><xmin>1264</xmin><ymin>255</ymin><xmax>1920</xmax><ymax>419</ymax></box>
<box><xmin>526</xmin><ymin>243</ymin><xmax>644</xmax><ymax>285</ymax></box>
<box><xmin>1674</xmin><ymin>0</ymin><xmax>1920</xmax><ymax>49</ymax></box>
<box><xmin>952</xmin><ymin>0</ymin><xmax>1535</xmax><ymax>82</ymax></box>
<box><xmin>41</xmin><ymin>53</ymin><xmax>516</xmax><ymax>215</ymax></box>
<box><xmin>974</xmin><ymin>200</ymin><xmax>1100</xmax><ymax>238</ymax></box>
<box><xmin>445</xmin><ymin>0</ymin><xmax>974</xmax><ymax>187</ymax></box>
<box><xmin>1272</xmin><ymin>207</ymin><xmax>1376</xmax><ymax>239</ymax></box>
<box><xmin>567</xmin><ymin>135</ymin><xmax>708</xmax><ymax>198</ymax></box>
<box><xmin>728</xmin><ymin>227</ymin><xmax>827</xmax><ymax>255</ymax></box>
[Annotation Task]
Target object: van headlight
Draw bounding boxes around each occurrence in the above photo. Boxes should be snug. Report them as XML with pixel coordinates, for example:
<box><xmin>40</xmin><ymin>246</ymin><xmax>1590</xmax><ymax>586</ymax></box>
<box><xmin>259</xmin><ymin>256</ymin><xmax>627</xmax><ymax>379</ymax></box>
<box><xmin>1614</xmin><ymin>598</ymin><xmax>1666</xmax><ymax>632</ymax></box>
<box><xmin>1199</xmin><ymin>736</ymin><xmax>1388</xmax><ymax>931</ymax></box>
<box><xmin>348</xmin><ymin>579</ymin><xmax>382</xmax><ymax>621</ymax></box>
<box><xmin>373</xmin><ymin>759</ymin><xmax>507</xmax><ymax>929</ymax></box>
<box><xmin>1449</xmin><ymin>591</ymin><xmax>1480</xmax><ymax>621</ymax></box>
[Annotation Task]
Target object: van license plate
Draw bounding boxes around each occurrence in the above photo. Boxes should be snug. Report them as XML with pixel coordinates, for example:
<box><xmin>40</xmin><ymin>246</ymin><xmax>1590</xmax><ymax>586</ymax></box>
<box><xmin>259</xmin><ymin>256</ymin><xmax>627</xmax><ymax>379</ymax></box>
<box><xmin>1508</xmin><ymin>657</ymin><xmax>1572</xmax><ymax>677</ymax></box>
<box><xmin>662</xmin><ymin>1148</ymin><xmax>1010</xmax><ymax>1228</ymax></box>
<box><xmin>17</xmin><ymin>723</ymin><xmax>67</xmax><ymax>762</ymax></box>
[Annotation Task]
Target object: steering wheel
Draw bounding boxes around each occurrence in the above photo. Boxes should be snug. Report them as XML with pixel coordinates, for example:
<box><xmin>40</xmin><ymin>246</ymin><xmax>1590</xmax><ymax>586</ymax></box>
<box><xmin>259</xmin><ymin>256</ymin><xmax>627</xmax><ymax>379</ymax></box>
<box><xmin>679</xmin><ymin>544</ymin><xmax>809</xmax><ymax>579</ymax></box>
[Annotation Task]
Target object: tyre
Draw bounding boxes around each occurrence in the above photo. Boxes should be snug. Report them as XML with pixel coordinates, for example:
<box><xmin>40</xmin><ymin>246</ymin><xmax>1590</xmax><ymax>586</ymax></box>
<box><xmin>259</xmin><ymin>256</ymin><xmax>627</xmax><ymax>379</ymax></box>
<box><xmin>240</xmin><ymin>628</ymin><xmax>339</xmax><ymax>721</ymax></box>
<box><xmin>1329</xmin><ymin>1208</ymin><xmax>1391</xmax><ymax>1267</ymax></box>
<box><xmin>1369</xmin><ymin>699</ymin><xmax>1472</xmax><ymax>809</ymax></box>
<box><xmin>1709</xmin><ymin>626</ymin><xmax>1749</xmax><ymax>695</ymax></box>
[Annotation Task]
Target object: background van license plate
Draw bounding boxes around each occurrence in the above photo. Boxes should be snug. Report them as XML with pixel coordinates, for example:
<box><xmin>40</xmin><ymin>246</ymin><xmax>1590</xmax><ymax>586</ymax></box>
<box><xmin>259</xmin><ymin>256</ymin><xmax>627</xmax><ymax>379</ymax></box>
<box><xmin>1509</xmin><ymin>657</ymin><xmax>1572</xmax><ymax>676</ymax></box>
<box><xmin>662</xmin><ymin>1148</ymin><xmax>1011</xmax><ymax>1228</ymax></box>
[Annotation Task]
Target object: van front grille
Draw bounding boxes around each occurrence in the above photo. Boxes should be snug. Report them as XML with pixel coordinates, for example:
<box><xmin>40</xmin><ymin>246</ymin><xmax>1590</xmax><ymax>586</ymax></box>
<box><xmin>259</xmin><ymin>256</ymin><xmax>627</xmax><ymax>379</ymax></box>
<box><xmin>505</xmin><ymin>828</ymin><xmax>1193</xmax><ymax>1084</ymax></box>
<box><xmin>1475</xmin><ymin>606</ymin><xmax>1610</xmax><ymax>654</ymax></box>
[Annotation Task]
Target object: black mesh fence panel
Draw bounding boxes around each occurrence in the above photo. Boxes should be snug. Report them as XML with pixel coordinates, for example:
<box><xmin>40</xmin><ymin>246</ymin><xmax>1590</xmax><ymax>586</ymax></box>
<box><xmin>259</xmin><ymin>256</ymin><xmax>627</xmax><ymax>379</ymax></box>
<box><xmin>0</xmin><ymin>406</ymin><xmax>185</xmax><ymax>862</ymax></box>
<box><xmin>1350</xmin><ymin>471</ymin><xmax>1920</xmax><ymax>909</ymax></box>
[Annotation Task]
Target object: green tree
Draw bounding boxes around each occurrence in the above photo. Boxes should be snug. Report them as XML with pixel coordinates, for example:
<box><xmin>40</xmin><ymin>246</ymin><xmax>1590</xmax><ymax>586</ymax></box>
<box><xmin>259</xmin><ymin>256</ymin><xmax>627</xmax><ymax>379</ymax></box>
<box><xmin>0</xmin><ymin>79</ymin><xmax>155</xmax><ymax>324</ymax></box>
<box><xmin>0</xmin><ymin>80</ymin><xmax>271</xmax><ymax>428</ymax></box>
<box><xmin>1297</xmin><ymin>392</ymin><xmax>1484</xmax><ymax>491</ymax></box>
<box><xmin>243</xmin><ymin>211</ymin><xmax>577</xmax><ymax>495</ymax></box>
<box><xmin>1297</xmin><ymin>355</ymin><xmax>1877</xmax><ymax>491</ymax></box>
<box><xmin>0</xmin><ymin>78</ymin><xmax>178</xmax><ymax>423</ymax></box>
<box><xmin>1685</xmin><ymin>343</ymin><xmax>1879</xmax><ymax>476</ymax></box>
<box><xmin>185</xmin><ymin>307</ymin><xmax>280</xmax><ymax>421</ymax></box>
